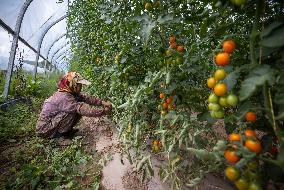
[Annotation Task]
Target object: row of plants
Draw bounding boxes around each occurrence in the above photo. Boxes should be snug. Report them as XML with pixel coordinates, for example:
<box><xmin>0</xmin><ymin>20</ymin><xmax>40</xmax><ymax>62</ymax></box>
<box><xmin>68</xmin><ymin>0</ymin><xmax>284</xmax><ymax>189</ymax></box>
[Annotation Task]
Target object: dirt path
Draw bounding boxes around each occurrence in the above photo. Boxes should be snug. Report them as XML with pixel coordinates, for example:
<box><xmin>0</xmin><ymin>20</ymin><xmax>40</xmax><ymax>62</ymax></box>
<box><xmin>77</xmin><ymin>116</ymin><xmax>235</xmax><ymax>190</ymax></box>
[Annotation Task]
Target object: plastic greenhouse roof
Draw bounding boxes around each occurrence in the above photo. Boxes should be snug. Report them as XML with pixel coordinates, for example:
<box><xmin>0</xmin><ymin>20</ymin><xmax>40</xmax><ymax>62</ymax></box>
<box><xmin>0</xmin><ymin>0</ymin><xmax>70</xmax><ymax>71</ymax></box>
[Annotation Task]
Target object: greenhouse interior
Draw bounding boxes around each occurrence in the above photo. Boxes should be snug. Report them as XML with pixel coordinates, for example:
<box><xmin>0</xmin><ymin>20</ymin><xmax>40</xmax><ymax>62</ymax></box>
<box><xmin>0</xmin><ymin>0</ymin><xmax>283</xmax><ymax>189</ymax></box>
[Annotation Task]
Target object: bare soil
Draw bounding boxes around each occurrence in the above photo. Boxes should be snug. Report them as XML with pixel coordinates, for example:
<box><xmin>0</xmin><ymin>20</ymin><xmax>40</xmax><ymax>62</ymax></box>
<box><xmin>77</xmin><ymin>116</ymin><xmax>235</xmax><ymax>190</ymax></box>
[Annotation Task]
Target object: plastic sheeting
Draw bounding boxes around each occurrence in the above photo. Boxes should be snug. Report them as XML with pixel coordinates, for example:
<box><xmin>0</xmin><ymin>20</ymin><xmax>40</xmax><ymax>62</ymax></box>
<box><xmin>0</xmin><ymin>0</ymin><xmax>70</xmax><ymax>71</ymax></box>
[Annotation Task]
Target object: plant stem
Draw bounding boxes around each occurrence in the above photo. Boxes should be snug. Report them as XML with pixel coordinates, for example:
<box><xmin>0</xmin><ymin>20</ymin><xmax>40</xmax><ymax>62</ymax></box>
<box><xmin>249</xmin><ymin>0</ymin><xmax>265</xmax><ymax>65</ymax></box>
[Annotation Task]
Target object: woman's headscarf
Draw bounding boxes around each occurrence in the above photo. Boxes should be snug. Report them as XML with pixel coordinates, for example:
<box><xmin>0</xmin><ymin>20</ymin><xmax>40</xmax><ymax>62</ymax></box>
<box><xmin>58</xmin><ymin>72</ymin><xmax>91</xmax><ymax>94</ymax></box>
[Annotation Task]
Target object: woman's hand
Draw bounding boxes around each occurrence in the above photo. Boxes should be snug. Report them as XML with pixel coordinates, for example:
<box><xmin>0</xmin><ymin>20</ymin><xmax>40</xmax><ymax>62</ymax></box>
<box><xmin>102</xmin><ymin>101</ymin><xmax>112</xmax><ymax>108</ymax></box>
<box><xmin>103</xmin><ymin>106</ymin><xmax>112</xmax><ymax>114</ymax></box>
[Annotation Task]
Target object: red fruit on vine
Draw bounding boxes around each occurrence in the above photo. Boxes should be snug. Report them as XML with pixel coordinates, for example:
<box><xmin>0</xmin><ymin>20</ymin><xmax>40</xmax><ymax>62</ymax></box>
<box><xmin>215</xmin><ymin>52</ymin><xmax>230</xmax><ymax>66</ymax></box>
<box><xmin>177</xmin><ymin>45</ymin><xmax>185</xmax><ymax>52</ymax></box>
<box><xmin>224</xmin><ymin>149</ymin><xmax>240</xmax><ymax>164</ymax></box>
<box><xmin>169</xmin><ymin>36</ymin><xmax>176</xmax><ymax>43</ymax></box>
<box><xmin>229</xmin><ymin>133</ymin><xmax>241</xmax><ymax>142</ymax></box>
<box><xmin>245</xmin><ymin>112</ymin><xmax>257</xmax><ymax>122</ymax></box>
<box><xmin>223</xmin><ymin>40</ymin><xmax>236</xmax><ymax>54</ymax></box>
<box><xmin>244</xmin><ymin>129</ymin><xmax>257</xmax><ymax>138</ymax></box>
<box><xmin>245</xmin><ymin>139</ymin><xmax>262</xmax><ymax>154</ymax></box>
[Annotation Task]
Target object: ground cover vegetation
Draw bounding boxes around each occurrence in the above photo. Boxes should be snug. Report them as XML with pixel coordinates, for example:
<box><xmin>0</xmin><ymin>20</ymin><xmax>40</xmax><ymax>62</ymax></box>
<box><xmin>0</xmin><ymin>67</ymin><xmax>101</xmax><ymax>189</ymax></box>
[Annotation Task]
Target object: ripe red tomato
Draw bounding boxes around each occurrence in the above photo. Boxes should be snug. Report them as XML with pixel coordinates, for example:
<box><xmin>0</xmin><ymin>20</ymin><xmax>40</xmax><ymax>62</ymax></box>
<box><xmin>244</xmin><ymin>129</ymin><xmax>257</xmax><ymax>138</ymax></box>
<box><xmin>229</xmin><ymin>133</ymin><xmax>241</xmax><ymax>142</ymax></box>
<box><xmin>245</xmin><ymin>139</ymin><xmax>262</xmax><ymax>154</ymax></box>
<box><xmin>245</xmin><ymin>112</ymin><xmax>257</xmax><ymax>122</ymax></box>
<box><xmin>224</xmin><ymin>150</ymin><xmax>240</xmax><ymax>164</ymax></box>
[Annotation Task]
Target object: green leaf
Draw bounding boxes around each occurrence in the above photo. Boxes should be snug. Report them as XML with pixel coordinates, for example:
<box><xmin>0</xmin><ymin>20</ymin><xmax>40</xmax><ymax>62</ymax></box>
<box><xmin>197</xmin><ymin>112</ymin><xmax>217</xmax><ymax>124</ymax></box>
<box><xmin>223</xmin><ymin>70</ymin><xmax>240</xmax><ymax>91</ymax></box>
<box><xmin>140</xmin><ymin>16</ymin><xmax>157</xmax><ymax>43</ymax></box>
<box><xmin>235</xmin><ymin>101</ymin><xmax>252</xmax><ymax>120</ymax></box>
<box><xmin>157</xmin><ymin>14</ymin><xmax>173</xmax><ymax>24</ymax></box>
<box><xmin>187</xmin><ymin>148</ymin><xmax>215</xmax><ymax>161</ymax></box>
<box><xmin>261</xmin><ymin>21</ymin><xmax>283</xmax><ymax>38</ymax></box>
<box><xmin>239</xmin><ymin>65</ymin><xmax>274</xmax><ymax>101</ymax></box>
<box><xmin>117</xmin><ymin>101</ymin><xmax>130</xmax><ymax>109</ymax></box>
<box><xmin>260</xmin><ymin>23</ymin><xmax>284</xmax><ymax>48</ymax></box>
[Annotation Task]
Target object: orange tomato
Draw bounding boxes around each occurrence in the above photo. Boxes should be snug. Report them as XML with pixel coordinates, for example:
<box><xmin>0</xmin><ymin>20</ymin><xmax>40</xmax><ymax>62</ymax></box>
<box><xmin>225</xmin><ymin>150</ymin><xmax>240</xmax><ymax>164</ymax></box>
<box><xmin>244</xmin><ymin>129</ymin><xmax>257</xmax><ymax>138</ymax></box>
<box><xmin>169</xmin><ymin>36</ymin><xmax>176</xmax><ymax>43</ymax></box>
<box><xmin>159</xmin><ymin>92</ymin><xmax>165</xmax><ymax>99</ymax></box>
<box><xmin>214</xmin><ymin>83</ymin><xmax>227</xmax><ymax>96</ymax></box>
<box><xmin>229</xmin><ymin>133</ymin><xmax>241</xmax><ymax>142</ymax></box>
<box><xmin>207</xmin><ymin>77</ymin><xmax>216</xmax><ymax>88</ymax></box>
<box><xmin>223</xmin><ymin>40</ymin><xmax>236</xmax><ymax>54</ymax></box>
<box><xmin>153</xmin><ymin>140</ymin><xmax>160</xmax><ymax>146</ymax></box>
<box><xmin>166</xmin><ymin>96</ymin><xmax>173</xmax><ymax>104</ymax></box>
<box><xmin>215</xmin><ymin>52</ymin><xmax>230</xmax><ymax>66</ymax></box>
<box><xmin>245</xmin><ymin>112</ymin><xmax>256</xmax><ymax>122</ymax></box>
<box><xmin>177</xmin><ymin>45</ymin><xmax>185</xmax><ymax>52</ymax></box>
<box><xmin>245</xmin><ymin>139</ymin><xmax>262</xmax><ymax>154</ymax></box>
<box><xmin>162</xmin><ymin>102</ymin><xmax>168</xmax><ymax>109</ymax></box>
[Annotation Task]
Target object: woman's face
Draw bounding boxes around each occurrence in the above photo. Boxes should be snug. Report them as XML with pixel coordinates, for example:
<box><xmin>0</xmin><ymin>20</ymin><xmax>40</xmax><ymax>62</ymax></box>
<box><xmin>75</xmin><ymin>83</ymin><xmax>82</xmax><ymax>94</ymax></box>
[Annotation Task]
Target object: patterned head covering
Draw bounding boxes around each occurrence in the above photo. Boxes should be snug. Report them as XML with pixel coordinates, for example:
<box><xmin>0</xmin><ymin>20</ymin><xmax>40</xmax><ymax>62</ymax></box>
<box><xmin>58</xmin><ymin>72</ymin><xmax>91</xmax><ymax>94</ymax></box>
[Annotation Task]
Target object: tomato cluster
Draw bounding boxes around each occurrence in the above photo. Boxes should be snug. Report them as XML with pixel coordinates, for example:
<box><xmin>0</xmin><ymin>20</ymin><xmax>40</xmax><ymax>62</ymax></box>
<box><xmin>224</xmin><ymin>129</ymin><xmax>263</xmax><ymax>190</ymax></box>
<box><xmin>207</xmin><ymin>40</ymin><xmax>239</xmax><ymax>119</ymax></box>
<box><xmin>158</xmin><ymin>92</ymin><xmax>175</xmax><ymax>116</ymax></box>
<box><xmin>144</xmin><ymin>1</ymin><xmax>161</xmax><ymax>11</ymax></box>
<box><xmin>152</xmin><ymin>140</ymin><xmax>162</xmax><ymax>153</ymax></box>
<box><xmin>165</xmin><ymin>36</ymin><xmax>185</xmax><ymax>66</ymax></box>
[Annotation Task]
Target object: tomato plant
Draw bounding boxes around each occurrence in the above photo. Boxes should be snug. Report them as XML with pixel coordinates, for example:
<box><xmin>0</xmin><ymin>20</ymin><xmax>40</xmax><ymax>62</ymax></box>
<box><xmin>67</xmin><ymin>0</ymin><xmax>284</xmax><ymax>189</ymax></box>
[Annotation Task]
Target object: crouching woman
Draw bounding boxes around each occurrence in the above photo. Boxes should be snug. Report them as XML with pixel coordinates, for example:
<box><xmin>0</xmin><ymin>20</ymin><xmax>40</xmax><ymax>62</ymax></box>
<box><xmin>36</xmin><ymin>72</ymin><xmax>111</xmax><ymax>139</ymax></box>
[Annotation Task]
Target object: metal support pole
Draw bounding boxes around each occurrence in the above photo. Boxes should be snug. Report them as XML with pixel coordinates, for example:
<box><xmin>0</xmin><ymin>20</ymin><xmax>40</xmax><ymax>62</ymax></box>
<box><xmin>2</xmin><ymin>0</ymin><xmax>33</xmax><ymax>98</ymax></box>
<box><xmin>46</xmin><ymin>33</ymin><xmax>66</xmax><ymax>59</ymax></box>
<box><xmin>44</xmin><ymin>60</ymin><xmax>47</xmax><ymax>75</ymax></box>
<box><xmin>32</xmin><ymin>14</ymin><xmax>67</xmax><ymax>81</ymax></box>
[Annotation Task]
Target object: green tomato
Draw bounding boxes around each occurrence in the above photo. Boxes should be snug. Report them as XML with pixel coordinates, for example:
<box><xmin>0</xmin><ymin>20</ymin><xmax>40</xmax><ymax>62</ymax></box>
<box><xmin>208</xmin><ymin>93</ymin><xmax>219</xmax><ymax>103</ymax></box>
<box><xmin>248</xmin><ymin>182</ymin><xmax>262</xmax><ymax>190</ymax></box>
<box><xmin>230</xmin><ymin>0</ymin><xmax>247</xmax><ymax>6</ymax></box>
<box><xmin>225</xmin><ymin>166</ymin><xmax>240</xmax><ymax>181</ymax></box>
<box><xmin>145</xmin><ymin>2</ymin><xmax>153</xmax><ymax>11</ymax></box>
<box><xmin>176</xmin><ymin>56</ymin><xmax>184</xmax><ymax>65</ymax></box>
<box><xmin>235</xmin><ymin>178</ymin><xmax>249</xmax><ymax>190</ymax></box>
<box><xmin>210</xmin><ymin>111</ymin><xmax>216</xmax><ymax>118</ymax></box>
<box><xmin>247</xmin><ymin>161</ymin><xmax>259</xmax><ymax>171</ymax></box>
<box><xmin>208</xmin><ymin>103</ymin><xmax>221</xmax><ymax>111</ymax></box>
<box><xmin>247</xmin><ymin>171</ymin><xmax>261</xmax><ymax>181</ymax></box>
<box><xmin>166</xmin><ymin>58</ymin><xmax>173</xmax><ymax>65</ymax></box>
<box><xmin>226</xmin><ymin>94</ymin><xmax>238</xmax><ymax>107</ymax></box>
<box><xmin>219</xmin><ymin>96</ymin><xmax>228</xmax><ymax>107</ymax></box>
<box><xmin>214</xmin><ymin>109</ymin><xmax>224</xmax><ymax>119</ymax></box>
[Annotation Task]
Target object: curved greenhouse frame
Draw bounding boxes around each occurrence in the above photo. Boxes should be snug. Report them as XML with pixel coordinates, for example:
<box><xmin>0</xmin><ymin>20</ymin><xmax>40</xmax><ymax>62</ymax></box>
<box><xmin>0</xmin><ymin>0</ymin><xmax>69</xmax><ymax>98</ymax></box>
